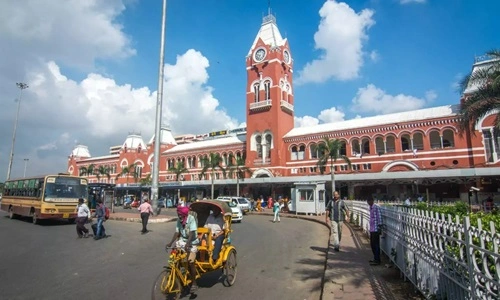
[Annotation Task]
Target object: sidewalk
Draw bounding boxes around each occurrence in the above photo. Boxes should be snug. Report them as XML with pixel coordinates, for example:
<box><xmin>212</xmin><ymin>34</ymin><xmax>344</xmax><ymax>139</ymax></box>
<box><xmin>248</xmin><ymin>211</ymin><xmax>416</xmax><ymax>300</ymax></box>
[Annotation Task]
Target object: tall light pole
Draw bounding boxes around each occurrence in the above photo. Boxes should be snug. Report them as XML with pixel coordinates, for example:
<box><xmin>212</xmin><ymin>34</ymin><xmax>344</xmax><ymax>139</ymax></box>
<box><xmin>152</xmin><ymin>0</ymin><xmax>167</xmax><ymax>214</ymax></box>
<box><xmin>6</xmin><ymin>82</ymin><xmax>29</xmax><ymax>181</ymax></box>
<box><xmin>23</xmin><ymin>158</ymin><xmax>29</xmax><ymax>178</ymax></box>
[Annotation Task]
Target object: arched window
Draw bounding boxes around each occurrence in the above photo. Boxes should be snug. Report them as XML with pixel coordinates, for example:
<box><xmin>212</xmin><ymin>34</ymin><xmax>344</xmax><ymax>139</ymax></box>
<box><xmin>442</xmin><ymin>129</ymin><xmax>455</xmax><ymax>148</ymax></box>
<box><xmin>264</xmin><ymin>81</ymin><xmax>271</xmax><ymax>100</ymax></box>
<box><xmin>298</xmin><ymin>145</ymin><xmax>305</xmax><ymax>160</ymax></box>
<box><xmin>401</xmin><ymin>134</ymin><xmax>411</xmax><ymax>151</ymax></box>
<box><xmin>340</xmin><ymin>141</ymin><xmax>347</xmax><ymax>156</ymax></box>
<box><xmin>386</xmin><ymin>136</ymin><xmax>396</xmax><ymax>153</ymax></box>
<box><xmin>362</xmin><ymin>138</ymin><xmax>370</xmax><ymax>155</ymax></box>
<box><xmin>253</xmin><ymin>83</ymin><xmax>260</xmax><ymax>102</ymax></box>
<box><xmin>291</xmin><ymin>146</ymin><xmax>298</xmax><ymax>161</ymax></box>
<box><xmin>413</xmin><ymin>132</ymin><xmax>424</xmax><ymax>150</ymax></box>
<box><xmin>375</xmin><ymin>137</ymin><xmax>384</xmax><ymax>155</ymax></box>
<box><xmin>265</xmin><ymin>134</ymin><xmax>272</xmax><ymax>158</ymax></box>
<box><xmin>310</xmin><ymin>143</ymin><xmax>318</xmax><ymax>159</ymax></box>
<box><xmin>429</xmin><ymin>131</ymin><xmax>441</xmax><ymax>149</ymax></box>
<box><xmin>256</xmin><ymin>135</ymin><xmax>262</xmax><ymax>158</ymax></box>
<box><xmin>352</xmin><ymin>140</ymin><xmax>361</xmax><ymax>156</ymax></box>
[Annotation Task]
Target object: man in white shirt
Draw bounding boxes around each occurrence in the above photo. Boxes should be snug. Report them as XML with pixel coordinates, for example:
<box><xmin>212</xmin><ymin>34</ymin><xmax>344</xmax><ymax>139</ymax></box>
<box><xmin>76</xmin><ymin>198</ymin><xmax>90</xmax><ymax>238</ymax></box>
<box><xmin>204</xmin><ymin>207</ymin><xmax>225</xmax><ymax>261</ymax></box>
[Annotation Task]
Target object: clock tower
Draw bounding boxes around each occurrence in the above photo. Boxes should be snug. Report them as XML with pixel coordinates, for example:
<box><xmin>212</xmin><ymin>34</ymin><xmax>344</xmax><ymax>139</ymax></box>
<box><xmin>245</xmin><ymin>12</ymin><xmax>294</xmax><ymax>175</ymax></box>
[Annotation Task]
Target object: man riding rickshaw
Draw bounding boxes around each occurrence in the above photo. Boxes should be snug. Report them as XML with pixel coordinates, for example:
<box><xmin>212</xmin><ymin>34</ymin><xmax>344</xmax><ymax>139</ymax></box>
<box><xmin>152</xmin><ymin>199</ymin><xmax>237</xmax><ymax>299</ymax></box>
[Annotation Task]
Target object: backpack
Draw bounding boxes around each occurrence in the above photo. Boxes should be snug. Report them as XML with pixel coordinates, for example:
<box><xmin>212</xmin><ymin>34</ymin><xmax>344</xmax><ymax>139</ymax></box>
<box><xmin>104</xmin><ymin>206</ymin><xmax>110</xmax><ymax>220</ymax></box>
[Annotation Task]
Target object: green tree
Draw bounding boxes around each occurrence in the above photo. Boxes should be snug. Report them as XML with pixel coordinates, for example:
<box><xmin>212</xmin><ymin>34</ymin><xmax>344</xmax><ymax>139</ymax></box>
<box><xmin>115</xmin><ymin>162</ymin><xmax>138</xmax><ymax>186</ymax></box>
<box><xmin>458</xmin><ymin>50</ymin><xmax>500</xmax><ymax>134</ymax></box>
<box><xmin>79</xmin><ymin>164</ymin><xmax>96</xmax><ymax>177</ymax></box>
<box><xmin>96</xmin><ymin>165</ymin><xmax>111</xmax><ymax>183</ymax></box>
<box><xmin>140</xmin><ymin>174</ymin><xmax>152</xmax><ymax>186</ymax></box>
<box><xmin>168</xmin><ymin>161</ymin><xmax>188</xmax><ymax>181</ymax></box>
<box><xmin>226</xmin><ymin>153</ymin><xmax>252</xmax><ymax>197</ymax></box>
<box><xmin>200</xmin><ymin>153</ymin><xmax>225</xmax><ymax>199</ymax></box>
<box><xmin>317</xmin><ymin>137</ymin><xmax>351</xmax><ymax>195</ymax></box>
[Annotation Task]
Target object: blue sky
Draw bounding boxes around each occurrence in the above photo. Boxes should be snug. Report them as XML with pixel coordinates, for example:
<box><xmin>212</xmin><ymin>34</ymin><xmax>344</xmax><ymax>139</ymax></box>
<box><xmin>0</xmin><ymin>0</ymin><xmax>499</xmax><ymax>178</ymax></box>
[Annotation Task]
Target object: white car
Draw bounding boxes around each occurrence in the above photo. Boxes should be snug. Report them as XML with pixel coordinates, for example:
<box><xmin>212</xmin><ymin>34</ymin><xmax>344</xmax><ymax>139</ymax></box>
<box><xmin>216</xmin><ymin>196</ymin><xmax>244</xmax><ymax>222</ymax></box>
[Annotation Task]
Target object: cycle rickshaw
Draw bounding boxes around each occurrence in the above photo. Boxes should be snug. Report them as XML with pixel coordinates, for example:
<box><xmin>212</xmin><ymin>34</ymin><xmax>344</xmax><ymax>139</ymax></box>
<box><xmin>152</xmin><ymin>200</ymin><xmax>237</xmax><ymax>299</ymax></box>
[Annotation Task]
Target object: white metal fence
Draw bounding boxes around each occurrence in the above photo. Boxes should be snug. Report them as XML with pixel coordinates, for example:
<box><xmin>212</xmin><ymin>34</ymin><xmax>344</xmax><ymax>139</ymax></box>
<box><xmin>347</xmin><ymin>200</ymin><xmax>499</xmax><ymax>299</ymax></box>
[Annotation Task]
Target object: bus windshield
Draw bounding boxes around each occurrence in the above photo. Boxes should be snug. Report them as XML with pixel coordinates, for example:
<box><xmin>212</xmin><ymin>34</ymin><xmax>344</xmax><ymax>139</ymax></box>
<box><xmin>44</xmin><ymin>176</ymin><xmax>88</xmax><ymax>200</ymax></box>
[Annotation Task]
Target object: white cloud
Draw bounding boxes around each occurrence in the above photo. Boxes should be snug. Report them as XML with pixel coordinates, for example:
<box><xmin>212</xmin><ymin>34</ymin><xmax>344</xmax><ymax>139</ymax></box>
<box><xmin>296</xmin><ymin>1</ymin><xmax>375</xmax><ymax>84</ymax></box>
<box><xmin>369</xmin><ymin>50</ymin><xmax>380</xmax><ymax>62</ymax></box>
<box><xmin>294</xmin><ymin>116</ymin><xmax>320</xmax><ymax>128</ymax></box>
<box><xmin>0</xmin><ymin>0</ymin><xmax>240</xmax><ymax>178</ymax></box>
<box><xmin>400</xmin><ymin>0</ymin><xmax>426</xmax><ymax>4</ymax></box>
<box><xmin>351</xmin><ymin>84</ymin><xmax>434</xmax><ymax>114</ymax></box>
<box><xmin>294</xmin><ymin>107</ymin><xmax>346</xmax><ymax>127</ymax></box>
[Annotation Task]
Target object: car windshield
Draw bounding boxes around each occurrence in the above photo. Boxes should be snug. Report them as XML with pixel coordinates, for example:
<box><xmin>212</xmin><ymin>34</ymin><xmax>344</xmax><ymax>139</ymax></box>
<box><xmin>226</xmin><ymin>200</ymin><xmax>237</xmax><ymax>208</ymax></box>
<box><xmin>237</xmin><ymin>198</ymin><xmax>247</xmax><ymax>204</ymax></box>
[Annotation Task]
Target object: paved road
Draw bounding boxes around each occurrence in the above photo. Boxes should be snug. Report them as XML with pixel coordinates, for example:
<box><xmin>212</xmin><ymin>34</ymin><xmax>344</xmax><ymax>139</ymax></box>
<box><xmin>0</xmin><ymin>212</ymin><xmax>328</xmax><ymax>300</ymax></box>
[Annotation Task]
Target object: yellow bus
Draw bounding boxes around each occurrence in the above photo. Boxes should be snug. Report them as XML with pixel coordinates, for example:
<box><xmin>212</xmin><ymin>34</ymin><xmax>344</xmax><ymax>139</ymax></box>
<box><xmin>0</xmin><ymin>174</ymin><xmax>89</xmax><ymax>224</ymax></box>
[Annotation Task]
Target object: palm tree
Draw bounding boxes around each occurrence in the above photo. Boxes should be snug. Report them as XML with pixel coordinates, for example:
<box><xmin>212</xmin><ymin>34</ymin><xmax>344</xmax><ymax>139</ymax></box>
<box><xmin>168</xmin><ymin>161</ymin><xmax>188</xmax><ymax>181</ymax></box>
<box><xmin>115</xmin><ymin>162</ymin><xmax>138</xmax><ymax>186</ymax></box>
<box><xmin>140</xmin><ymin>174</ymin><xmax>152</xmax><ymax>186</ymax></box>
<box><xmin>227</xmin><ymin>153</ymin><xmax>252</xmax><ymax>197</ymax></box>
<box><xmin>317</xmin><ymin>137</ymin><xmax>351</xmax><ymax>195</ymax></box>
<box><xmin>79</xmin><ymin>164</ymin><xmax>96</xmax><ymax>177</ymax></box>
<box><xmin>458</xmin><ymin>50</ymin><xmax>500</xmax><ymax>134</ymax></box>
<box><xmin>200</xmin><ymin>153</ymin><xmax>225</xmax><ymax>199</ymax></box>
<box><xmin>96</xmin><ymin>165</ymin><xmax>111</xmax><ymax>183</ymax></box>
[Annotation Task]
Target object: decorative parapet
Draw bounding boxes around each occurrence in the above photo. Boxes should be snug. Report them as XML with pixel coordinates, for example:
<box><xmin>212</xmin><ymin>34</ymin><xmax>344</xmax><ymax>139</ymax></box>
<box><xmin>280</xmin><ymin>100</ymin><xmax>294</xmax><ymax>113</ymax></box>
<box><xmin>250</xmin><ymin>99</ymin><xmax>272</xmax><ymax>111</ymax></box>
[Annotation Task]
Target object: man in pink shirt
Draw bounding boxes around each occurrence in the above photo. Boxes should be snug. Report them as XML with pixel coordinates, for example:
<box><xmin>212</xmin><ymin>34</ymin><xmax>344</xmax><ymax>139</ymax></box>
<box><xmin>138</xmin><ymin>198</ymin><xmax>154</xmax><ymax>234</ymax></box>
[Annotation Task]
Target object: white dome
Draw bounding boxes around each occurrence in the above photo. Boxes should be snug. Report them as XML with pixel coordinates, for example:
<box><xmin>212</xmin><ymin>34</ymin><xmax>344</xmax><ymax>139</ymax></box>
<box><xmin>123</xmin><ymin>134</ymin><xmax>146</xmax><ymax>150</ymax></box>
<box><xmin>71</xmin><ymin>145</ymin><xmax>91</xmax><ymax>158</ymax></box>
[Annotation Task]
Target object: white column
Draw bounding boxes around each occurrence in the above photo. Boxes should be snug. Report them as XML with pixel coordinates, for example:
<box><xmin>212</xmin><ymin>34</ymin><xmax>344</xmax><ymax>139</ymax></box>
<box><xmin>410</xmin><ymin>138</ymin><xmax>414</xmax><ymax>150</ymax></box>
<box><xmin>440</xmin><ymin>135</ymin><xmax>444</xmax><ymax>148</ymax></box>
<box><xmin>383</xmin><ymin>140</ymin><xmax>387</xmax><ymax>153</ymax></box>
<box><xmin>491</xmin><ymin>128</ymin><xmax>498</xmax><ymax>161</ymax></box>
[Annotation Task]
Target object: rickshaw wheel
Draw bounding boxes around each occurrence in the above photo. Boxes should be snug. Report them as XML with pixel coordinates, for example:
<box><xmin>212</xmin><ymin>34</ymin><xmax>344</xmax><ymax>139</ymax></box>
<box><xmin>223</xmin><ymin>249</ymin><xmax>237</xmax><ymax>286</ymax></box>
<box><xmin>152</xmin><ymin>269</ymin><xmax>181</xmax><ymax>300</ymax></box>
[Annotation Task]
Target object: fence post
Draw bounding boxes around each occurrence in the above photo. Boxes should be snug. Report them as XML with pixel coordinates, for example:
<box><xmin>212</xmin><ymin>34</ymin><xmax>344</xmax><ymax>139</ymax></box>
<box><xmin>463</xmin><ymin>216</ymin><xmax>476</xmax><ymax>299</ymax></box>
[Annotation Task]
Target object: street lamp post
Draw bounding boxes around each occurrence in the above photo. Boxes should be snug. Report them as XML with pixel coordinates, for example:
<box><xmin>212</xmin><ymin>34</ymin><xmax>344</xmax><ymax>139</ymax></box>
<box><xmin>23</xmin><ymin>158</ymin><xmax>29</xmax><ymax>178</ymax></box>
<box><xmin>151</xmin><ymin>0</ymin><xmax>168</xmax><ymax>215</ymax></box>
<box><xmin>6</xmin><ymin>82</ymin><xmax>29</xmax><ymax>181</ymax></box>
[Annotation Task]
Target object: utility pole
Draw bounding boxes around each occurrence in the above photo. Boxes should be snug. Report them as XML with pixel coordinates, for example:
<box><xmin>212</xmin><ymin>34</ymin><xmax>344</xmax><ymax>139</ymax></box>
<box><xmin>152</xmin><ymin>0</ymin><xmax>167</xmax><ymax>215</ymax></box>
<box><xmin>23</xmin><ymin>158</ymin><xmax>29</xmax><ymax>177</ymax></box>
<box><xmin>6</xmin><ymin>82</ymin><xmax>29</xmax><ymax>181</ymax></box>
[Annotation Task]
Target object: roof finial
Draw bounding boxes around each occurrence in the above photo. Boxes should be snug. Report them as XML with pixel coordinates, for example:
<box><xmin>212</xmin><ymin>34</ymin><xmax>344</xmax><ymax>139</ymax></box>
<box><xmin>262</xmin><ymin>0</ymin><xmax>276</xmax><ymax>24</ymax></box>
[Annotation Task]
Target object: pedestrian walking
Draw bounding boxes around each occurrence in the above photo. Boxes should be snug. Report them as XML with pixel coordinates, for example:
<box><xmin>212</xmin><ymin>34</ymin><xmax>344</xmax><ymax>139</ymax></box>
<box><xmin>76</xmin><ymin>198</ymin><xmax>90</xmax><ymax>238</ymax></box>
<box><xmin>93</xmin><ymin>199</ymin><xmax>106</xmax><ymax>240</ymax></box>
<box><xmin>273</xmin><ymin>200</ymin><xmax>280</xmax><ymax>223</ymax></box>
<box><xmin>367</xmin><ymin>198</ymin><xmax>383</xmax><ymax>265</ymax></box>
<box><xmin>138</xmin><ymin>198</ymin><xmax>154</xmax><ymax>234</ymax></box>
<box><xmin>325</xmin><ymin>191</ymin><xmax>349</xmax><ymax>252</ymax></box>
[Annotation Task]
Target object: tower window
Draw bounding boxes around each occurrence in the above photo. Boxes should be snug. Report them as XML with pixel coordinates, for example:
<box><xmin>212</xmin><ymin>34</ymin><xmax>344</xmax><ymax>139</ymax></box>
<box><xmin>253</xmin><ymin>83</ymin><xmax>260</xmax><ymax>102</ymax></box>
<box><xmin>264</xmin><ymin>81</ymin><xmax>271</xmax><ymax>100</ymax></box>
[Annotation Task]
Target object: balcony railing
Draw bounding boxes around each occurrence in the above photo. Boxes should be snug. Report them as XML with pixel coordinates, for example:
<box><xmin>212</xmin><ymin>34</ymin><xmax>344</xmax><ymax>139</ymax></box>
<box><xmin>280</xmin><ymin>100</ymin><xmax>294</xmax><ymax>113</ymax></box>
<box><xmin>253</xmin><ymin>158</ymin><xmax>271</xmax><ymax>165</ymax></box>
<box><xmin>250</xmin><ymin>99</ymin><xmax>272</xmax><ymax>111</ymax></box>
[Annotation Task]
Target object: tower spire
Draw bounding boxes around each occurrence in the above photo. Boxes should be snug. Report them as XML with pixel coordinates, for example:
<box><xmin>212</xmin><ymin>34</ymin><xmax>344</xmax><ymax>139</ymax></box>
<box><xmin>268</xmin><ymin>0</ymin><xmax>271</xmax><ymax>15</ymax></box>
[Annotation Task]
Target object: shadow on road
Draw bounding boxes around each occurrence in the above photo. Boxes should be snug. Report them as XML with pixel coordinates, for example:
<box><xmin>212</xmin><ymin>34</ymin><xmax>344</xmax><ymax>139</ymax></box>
<box><xmin>3</xmin><ymin>215</ymin><xmax>73</xmax><ymax>226</ymax></box>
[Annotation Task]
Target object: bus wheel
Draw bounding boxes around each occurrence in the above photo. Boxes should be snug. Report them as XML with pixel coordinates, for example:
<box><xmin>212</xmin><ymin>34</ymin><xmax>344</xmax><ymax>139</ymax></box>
<box><xmin>32</xmin><ymin>213</ymin><xmax>39</xmax><ymax>225</ymax></box>
<box><xmin>8</xmin><ymin>207</ymin><xmax>16</xmax><ymax>219</ymax></box>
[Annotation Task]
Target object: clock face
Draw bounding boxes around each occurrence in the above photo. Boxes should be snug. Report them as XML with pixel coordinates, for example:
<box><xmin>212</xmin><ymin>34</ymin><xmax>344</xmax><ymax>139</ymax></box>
<box><xmin>283</xmin><ymin>49</ymin><xmax>291</xmax><ymax>64</ymax></box>
<box><xmin>254</xmin><ymin>48</ymin><xmax>266</xmax><ymax>62</ymax></box>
